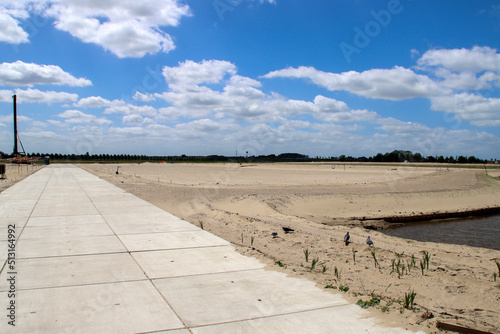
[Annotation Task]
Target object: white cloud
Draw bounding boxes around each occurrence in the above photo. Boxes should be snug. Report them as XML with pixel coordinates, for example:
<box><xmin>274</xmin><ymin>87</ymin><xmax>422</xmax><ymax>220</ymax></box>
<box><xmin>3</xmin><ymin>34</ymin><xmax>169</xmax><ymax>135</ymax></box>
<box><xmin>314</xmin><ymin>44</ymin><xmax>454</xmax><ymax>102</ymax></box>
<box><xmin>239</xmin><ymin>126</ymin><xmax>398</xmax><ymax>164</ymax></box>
<box><xmin>0</xmin><ymin>89</ymin><xmax>14</xmax><ymax>102</ymax></box>
<box><xmin>22</xmin><ymin>130</ymin><xmax>61</xmax><ymax>139</ymax></box>
<box><xmin>15</xmin><ymin>88</ymin><xmax>78</xmax><ymax>103</ymax></box>
<box><xmin>75</xmin><ymin>96</ymin><xmax>112</xmax><ymax>108</ymax></box>
<box><xmin>415</xmin><ymin>46</ymin><xmax>500</xmax><ymax>91</ymax></box>
<box><xmin>163</xmin><ymin>60</ymin><xmax>237</xmax><ymax>87</ymax></box>
<box><xmin>75</xmin><ymin>96</ymin><xmax>157</xmax><ymax>117</ymax></box>
<box><xmin>0</xmin><ymin>12</ymin><xmax>29</xmax><ymax>44</ymax></box>
<box><xmin>0</xmin><ymin>114</ymin><xmax>31</xmax><ymax>123</ymax></box>
<box><xmin>57</xmin><ymin>18</ymin><xmax>175</xmax><ymax>58</ymax></box>
<box><xmin>375</xmin><ymin>117</ymin><xmax>431</xmax><ymax>134</ymax></box>
<box><xmin>0</xmin><ymin>1</ymin><xmax>191</xmax><ymax>58</ymax></box>
<box><xmin>58</xmin><ymin>109</ymin><xmax>112</xmax><ymax>125</ymax></box>
<box><xmin>430</xmin><ymin>93</ymin><xmax>500</xmax><ymax>127</ymax></box>
<box><xmin>175</xmin><ymin>118</ymin><xmax>236</xmax><ymax>133</ymax></box>
<box><xmin>104</xmin><ymin>102</ymin><xmax>157</xmax><ymax>116</ymax></box>
<box><xmin>156</xmin><ymin>61</ymin><xmax>384</xmax><ymax>124</ymax></box>
<box><xmin>0</xmin><ymin>61</ymin><xmax>91</xmax><ymax>86</ymax></box>
<box><xmin>263</xmin><ymin>66</ymin><xmax>449</xmax><ymax>100</ymax></box>
<box><xmin>31</xmin><ymin>120</ymin><xmax>49</xmax><ymax>128</ymax></box>
<box><xmin>133</xmin><ymin>91</ymin><xmax>156</xmax><ymax>102</ymax></box>
<box><xmin>122</xmin><ymin>114</ymin><xmax>153</xmax><ymax>125</ymax></box>
<box><xmin>43</xmin><ymin>0</ymin><xmax>191</xmax><ymax>58</ymax></box>
<box><xmin>418</xmin><ymin>46</ymin><xmax>500</xmax><ymax>72</ymax></box>
<box><xmin>47</xmin><ymin>119</ymin><xmax>65</xmax><ymax>127</ymax></box>
<box><xmin>433</xmin><ymin>68</ymin><xmax>498</xmax><ymax>90</ymax></box>
<box><xmin>108</xmin><ymin>124</ymin><xmax>170</xmax><ymax>137</ymax></box>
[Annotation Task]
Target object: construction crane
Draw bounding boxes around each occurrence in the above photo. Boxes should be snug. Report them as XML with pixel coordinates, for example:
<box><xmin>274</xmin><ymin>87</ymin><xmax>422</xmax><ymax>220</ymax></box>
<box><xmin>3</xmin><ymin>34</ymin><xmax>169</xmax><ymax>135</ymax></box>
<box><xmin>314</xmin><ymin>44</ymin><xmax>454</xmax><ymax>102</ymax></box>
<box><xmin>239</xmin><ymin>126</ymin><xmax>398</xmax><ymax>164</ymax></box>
<box><xmin>11</xmin><ymin>95</ymin><xmax>31</xmax><ymax>164</ymax></box>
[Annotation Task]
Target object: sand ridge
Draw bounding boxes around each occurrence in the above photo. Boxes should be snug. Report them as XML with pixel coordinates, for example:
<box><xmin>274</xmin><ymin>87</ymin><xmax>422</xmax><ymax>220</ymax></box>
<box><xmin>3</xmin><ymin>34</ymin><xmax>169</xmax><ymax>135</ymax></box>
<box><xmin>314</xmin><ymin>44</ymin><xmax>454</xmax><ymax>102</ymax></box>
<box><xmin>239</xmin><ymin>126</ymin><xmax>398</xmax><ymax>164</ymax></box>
<box><xmin>79</xmin><ymin>162</ymin><xmax>500</xmax><ymax>333</ymax></box>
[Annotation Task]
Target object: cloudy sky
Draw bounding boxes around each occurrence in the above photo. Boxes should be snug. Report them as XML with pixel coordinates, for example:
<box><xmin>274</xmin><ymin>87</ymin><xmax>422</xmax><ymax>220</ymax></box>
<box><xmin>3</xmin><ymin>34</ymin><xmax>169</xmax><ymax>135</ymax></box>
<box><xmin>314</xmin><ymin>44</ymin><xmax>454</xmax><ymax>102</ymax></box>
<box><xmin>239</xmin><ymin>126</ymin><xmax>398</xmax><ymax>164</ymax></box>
<box><xmin>0</xmin><ymin>1</ymin><xmax>499</xmax><ymax>158</ymax></box>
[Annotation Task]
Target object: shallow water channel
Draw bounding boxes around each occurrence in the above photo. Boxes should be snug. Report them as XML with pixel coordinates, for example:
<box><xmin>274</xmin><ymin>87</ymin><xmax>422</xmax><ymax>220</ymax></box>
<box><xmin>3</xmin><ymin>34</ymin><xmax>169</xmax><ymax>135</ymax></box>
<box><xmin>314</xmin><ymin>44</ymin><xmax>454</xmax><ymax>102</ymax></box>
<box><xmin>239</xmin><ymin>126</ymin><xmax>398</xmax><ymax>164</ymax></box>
<box><xmin>382</xmin><ymin>215</ymin><xmax>500</xmax><ymax>251</ymax></box>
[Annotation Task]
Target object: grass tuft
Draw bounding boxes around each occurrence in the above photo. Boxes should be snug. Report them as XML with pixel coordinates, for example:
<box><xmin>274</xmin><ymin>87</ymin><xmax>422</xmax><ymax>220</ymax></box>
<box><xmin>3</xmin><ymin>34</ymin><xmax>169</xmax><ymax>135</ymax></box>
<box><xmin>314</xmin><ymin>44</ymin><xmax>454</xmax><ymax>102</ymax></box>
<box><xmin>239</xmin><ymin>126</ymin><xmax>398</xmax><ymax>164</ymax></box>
<box><xmin>303</xmin><ymin>247</ymin><xmax>310</xmax><ymax>263</ymax></box>
<box><xmin>403</xmin><ymin>290</ymin><xmax>417</xmax><ymax>310</ymax></box>
<box><xmin>338</xmin><ymin>284</ymin><xmax>349</xmax><ymax>292</ymax></box>
<box><xmin>370</xmin><ymin>249</ymin><xmax>380</xmax><ymax>268</ymax></box>
<box><xmin>421</xmin><ymin>250</ymin><xmax>431</xmax><ymax>269</ymax></box>
<box><xmin>310</xmin><ymin>257</ymin><xmax>320</xmax><ymax>271</ymax></box>
<box><xmin>275</xmin><ymin>260</ymin><xmax>286</xmax><ymax>268</ymax></box>
<box><xmin>334</xmin><ymin>266</ymin><xmax>341</xmax><ymax>280</ymax></box>
<box><xmin>357</xmin><ymin>297</ymin><xmax>380</xmax><ymax>309</ymax></box>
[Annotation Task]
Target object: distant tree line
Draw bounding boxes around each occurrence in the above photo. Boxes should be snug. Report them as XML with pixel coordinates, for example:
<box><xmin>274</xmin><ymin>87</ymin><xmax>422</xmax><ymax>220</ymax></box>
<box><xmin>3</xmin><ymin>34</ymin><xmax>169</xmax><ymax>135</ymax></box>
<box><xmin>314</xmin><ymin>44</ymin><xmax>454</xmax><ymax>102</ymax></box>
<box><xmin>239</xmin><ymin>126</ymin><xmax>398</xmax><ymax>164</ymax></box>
<box><xmin>340</xmin><ymin>150</ymin><xmax>487</xmax><ymax>164</ymax></box>
<box><xmin>0</xmin><ymin>150</ymin><xmax>493</xmax><ymax>164</ymax></box>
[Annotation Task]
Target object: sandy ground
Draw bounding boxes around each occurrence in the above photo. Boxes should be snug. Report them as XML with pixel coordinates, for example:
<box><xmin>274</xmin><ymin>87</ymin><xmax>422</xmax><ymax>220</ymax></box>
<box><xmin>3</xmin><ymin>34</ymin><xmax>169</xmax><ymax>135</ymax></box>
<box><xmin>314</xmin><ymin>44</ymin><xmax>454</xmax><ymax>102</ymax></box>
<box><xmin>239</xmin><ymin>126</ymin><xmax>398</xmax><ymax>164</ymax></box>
<box><xmin>0</xmin><ymin>163</ymin><xmax>44</xmax><ymax>193</ymax></box>
<box><xmin>68</xmin><ymin>163</ymin><xmax>499</xmax><ymax>332</ymax></box>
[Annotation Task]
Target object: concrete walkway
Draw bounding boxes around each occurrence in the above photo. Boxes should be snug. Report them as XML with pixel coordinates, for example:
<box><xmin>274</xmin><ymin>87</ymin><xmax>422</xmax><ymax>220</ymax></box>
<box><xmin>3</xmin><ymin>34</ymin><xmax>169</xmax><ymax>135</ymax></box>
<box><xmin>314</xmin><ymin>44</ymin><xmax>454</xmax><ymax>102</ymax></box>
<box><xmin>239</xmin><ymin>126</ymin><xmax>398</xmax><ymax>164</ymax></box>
<box><xmin>0</xmin><ymin>165</ymin><xmax>422</xmax><ymax>333</ymax></box>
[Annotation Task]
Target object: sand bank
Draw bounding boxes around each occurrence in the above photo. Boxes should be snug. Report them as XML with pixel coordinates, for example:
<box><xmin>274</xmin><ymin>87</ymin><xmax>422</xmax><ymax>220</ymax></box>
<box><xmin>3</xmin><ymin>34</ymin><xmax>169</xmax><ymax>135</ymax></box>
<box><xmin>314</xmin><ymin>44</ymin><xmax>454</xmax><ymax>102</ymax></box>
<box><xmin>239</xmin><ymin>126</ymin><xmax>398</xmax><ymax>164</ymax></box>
<box><xmin>79</xmin><ymin>162</ymin><xmax>500</xmax><ymax>333</ymax></box>
<box><xmin>0</xmin><ymin>162</ymin><xmax>44</xmax><ymax>193</ymax></box>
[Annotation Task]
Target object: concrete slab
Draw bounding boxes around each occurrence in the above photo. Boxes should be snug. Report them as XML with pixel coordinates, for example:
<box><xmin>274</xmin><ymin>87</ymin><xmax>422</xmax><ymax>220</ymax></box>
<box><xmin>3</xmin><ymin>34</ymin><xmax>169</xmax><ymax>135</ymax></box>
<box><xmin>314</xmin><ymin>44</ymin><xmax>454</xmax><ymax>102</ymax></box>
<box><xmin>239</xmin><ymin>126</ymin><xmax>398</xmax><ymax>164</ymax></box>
<box><xmin>132</xmin><ymin>246</ymin><xmax>264</xmax><ymax>279</ymax></box>
<box><xmin>17</xmin><ymin>234</ymin><xmax>127</xmax><ymax>259</ymax></box>
<box><xmin>0</xmin><ymin>281</ymin><xmax>185</xmax><ymax>334</ymax></box>
<box><xmin>92</xmin><ymin>202</ymin><xmax>155</xmax><ymax>215</ymax></box>
<box><xmin>103</xmin><ymin>211</ymin><xmax>182</xmax><ymax>225</ymax></box>
<box><xmin>119</xmin><ymin>230</ymin><xmax>230</xmax><ymax>252</ymax></box>
<box><xmin>38</xmin><ymin>191</ymin><xmax>90</xmax><ymax>203</ymax></box>
<box><xmin>20</xmin><ymin>223</ymin><xmax>114</xmax><ymax>240</ymax></box>
<box><xmin>153</xmin><ymin>269</ymin><xmax>350</xmax><ymax>327</ymax></box>
<box><xmin>0</xmin><ymin>253</ymin><xmax>147</xmax><ymax>291</ymax></box>
<box><xmin>26</xmin><ymin>215</ymin><xmax>107</xmax><ymax>227</ymax></box>
<box><xmin>0</xmin><ymin>199</ymin><xmax>38</xmax><ymax>218</ymax></box>
<box><xmin>105</xmin><ymin>216</ymin><xmax>199</xmax><ymax>235</ymax></box>
<box><xmin>0</xmin><ymin>189</ymin><xmax>43</xmax><ymax>200</ymax></box>
<box><xmin>0</xmin><ymin>218</ymin><xmax>28</xmax><ymax>241</ymax></box>
<box><xmin>96</xmin><ymin>203</ymin><xmax>172</xmax><ymax>216</ymax></box>
<box><xmin>31</xmin><ymin>199</ymin><xmax>99</xmax><ymax>217</ymax></box>
<box><xmin>190</xmin><ymin>305</ymin><xmax>417</xmax><ymax>334</ymax></box>
<box><xmin>84</xmin><ymin>192</ymin><xmax>141</xmax><ymax>203</ymax></box>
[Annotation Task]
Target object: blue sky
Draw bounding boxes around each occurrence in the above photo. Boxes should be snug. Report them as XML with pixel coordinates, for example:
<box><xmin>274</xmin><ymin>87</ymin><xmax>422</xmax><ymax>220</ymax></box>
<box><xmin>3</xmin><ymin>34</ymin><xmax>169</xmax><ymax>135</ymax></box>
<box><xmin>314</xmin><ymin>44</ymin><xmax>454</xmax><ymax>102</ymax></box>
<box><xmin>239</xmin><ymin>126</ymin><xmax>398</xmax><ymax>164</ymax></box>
<box><xmin>0</xmin><ymin>0</ymin><xmax>499</xmax><ymax>159</ymax></box>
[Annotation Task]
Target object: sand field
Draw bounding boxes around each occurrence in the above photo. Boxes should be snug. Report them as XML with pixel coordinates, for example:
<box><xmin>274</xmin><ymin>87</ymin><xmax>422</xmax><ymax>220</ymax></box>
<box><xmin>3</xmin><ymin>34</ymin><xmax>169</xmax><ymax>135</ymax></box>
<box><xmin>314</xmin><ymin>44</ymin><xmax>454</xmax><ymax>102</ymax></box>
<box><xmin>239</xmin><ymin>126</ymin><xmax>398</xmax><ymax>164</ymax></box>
<box><xmin>0</xmin><ymin>163</ymin><xmax>43</xmax><ymax>193</ymax></box>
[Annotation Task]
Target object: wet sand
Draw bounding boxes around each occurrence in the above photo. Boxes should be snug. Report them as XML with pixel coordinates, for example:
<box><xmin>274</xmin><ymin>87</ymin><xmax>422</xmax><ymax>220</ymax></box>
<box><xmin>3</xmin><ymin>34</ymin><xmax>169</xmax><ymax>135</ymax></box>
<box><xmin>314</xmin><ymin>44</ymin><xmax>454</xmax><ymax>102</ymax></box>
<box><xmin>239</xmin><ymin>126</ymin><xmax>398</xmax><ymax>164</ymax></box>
<box><xmin>75</xmin><ymin>162</ymin><xmax>500</xmax><ymax>332</ymax></box>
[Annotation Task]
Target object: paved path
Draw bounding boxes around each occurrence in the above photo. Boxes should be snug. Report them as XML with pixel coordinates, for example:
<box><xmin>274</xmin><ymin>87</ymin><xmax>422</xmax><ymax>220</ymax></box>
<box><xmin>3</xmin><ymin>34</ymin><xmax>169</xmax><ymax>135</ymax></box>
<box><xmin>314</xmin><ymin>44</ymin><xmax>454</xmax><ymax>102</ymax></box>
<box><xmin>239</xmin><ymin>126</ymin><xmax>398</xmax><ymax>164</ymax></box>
<box><xmin>0</xmin><ymin>165</ymin><xmax>422</xmax><ymax>333</ymax></box>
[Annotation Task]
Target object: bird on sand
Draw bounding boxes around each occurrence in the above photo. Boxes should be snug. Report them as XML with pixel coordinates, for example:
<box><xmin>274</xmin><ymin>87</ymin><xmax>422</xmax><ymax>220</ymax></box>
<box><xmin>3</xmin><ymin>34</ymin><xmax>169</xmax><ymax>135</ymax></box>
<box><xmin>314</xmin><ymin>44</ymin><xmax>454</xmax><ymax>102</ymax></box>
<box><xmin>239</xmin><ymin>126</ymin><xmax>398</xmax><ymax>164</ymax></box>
<box><xmin>366</xmin><ymin>236</ymin><xmax>374</xmax><ymax>247</ymax></box>
<box><xmin>282</xmin><ymin>227</ymin><xmax>294</xmax><ymax>234</ymax></box>
<box><xmin>344</xmin><ymin>232</ymin><xmax>350</xmax><ymax>246</ymax></box>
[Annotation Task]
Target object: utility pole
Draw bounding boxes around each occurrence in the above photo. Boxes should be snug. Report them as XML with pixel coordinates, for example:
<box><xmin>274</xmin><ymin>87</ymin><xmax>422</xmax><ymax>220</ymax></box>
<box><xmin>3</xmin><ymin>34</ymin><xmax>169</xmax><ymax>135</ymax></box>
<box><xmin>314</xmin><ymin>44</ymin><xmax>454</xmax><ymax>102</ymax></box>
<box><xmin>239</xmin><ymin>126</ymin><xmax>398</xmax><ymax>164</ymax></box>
<box><xmin>13</xmin><ymin>95</ymin><xmax>18</xmax><ymax>156</ymax></box>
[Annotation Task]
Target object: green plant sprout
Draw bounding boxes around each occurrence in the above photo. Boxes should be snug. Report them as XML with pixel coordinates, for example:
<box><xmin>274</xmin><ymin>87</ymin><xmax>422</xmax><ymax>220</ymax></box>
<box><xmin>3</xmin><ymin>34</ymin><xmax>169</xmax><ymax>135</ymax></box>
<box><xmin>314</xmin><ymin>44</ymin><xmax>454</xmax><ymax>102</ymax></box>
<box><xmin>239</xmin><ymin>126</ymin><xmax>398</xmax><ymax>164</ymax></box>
<box><xmin>310</xmin><ymin>257</ymin><xmax>320</xmax><ymax>271</ymax></box>
<box><xmin>370</xmin><ymin>249</ymin><xmax>379</xmax><ymax>268</ymax></box>
<box><xmin>334</xmin><ymin>266</ymin><xmax>341</xmax><ymax>280</ymax></box>
<box><xmin>303</xmin><ymin>247</ymin><xmax>310</xmax><ymax>263</ymax></box>
<box><xmin>403</xmin><ymin>290</ymin><xmax>417</xmax><ymax>310</ymax></box>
